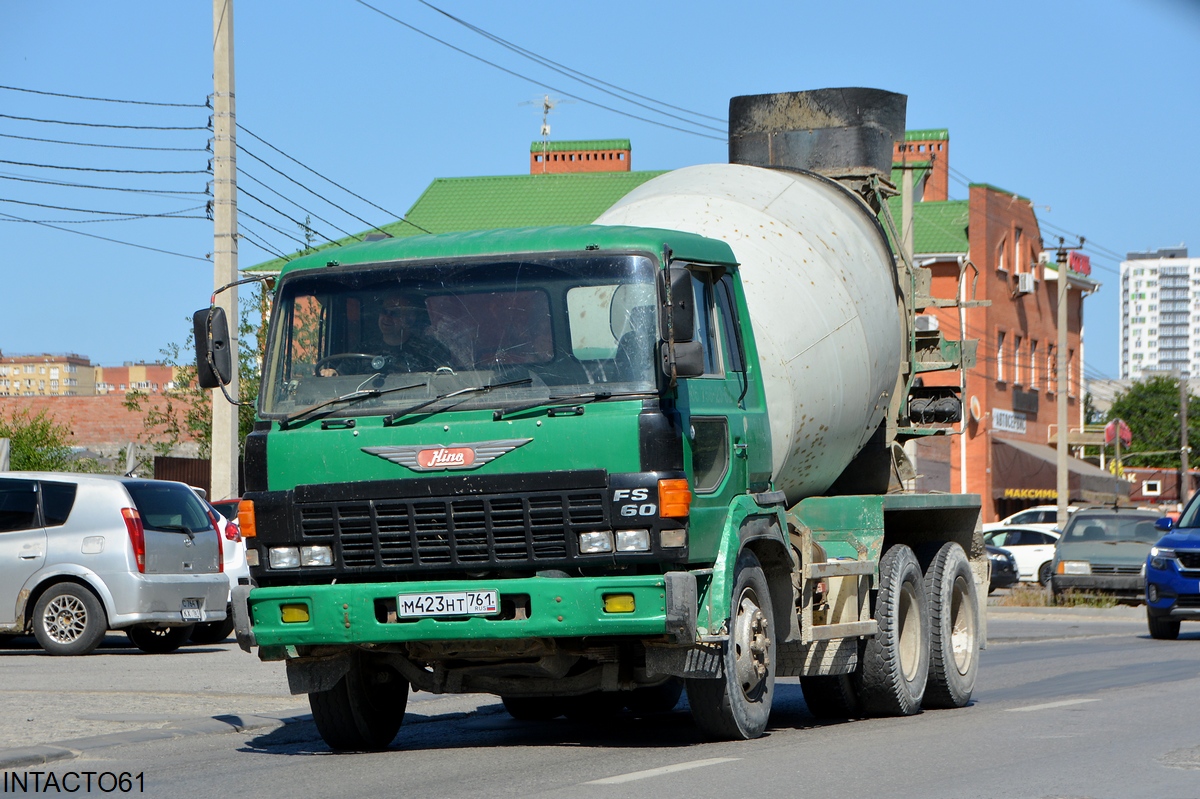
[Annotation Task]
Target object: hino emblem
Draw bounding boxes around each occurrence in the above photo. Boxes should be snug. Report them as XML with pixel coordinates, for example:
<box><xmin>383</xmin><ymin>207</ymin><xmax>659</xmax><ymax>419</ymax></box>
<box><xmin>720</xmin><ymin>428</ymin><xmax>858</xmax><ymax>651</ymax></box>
<box><xmin>362</xmin><ymin>438</ymin><xmax>533</xmax><ymax>472</ymax></box>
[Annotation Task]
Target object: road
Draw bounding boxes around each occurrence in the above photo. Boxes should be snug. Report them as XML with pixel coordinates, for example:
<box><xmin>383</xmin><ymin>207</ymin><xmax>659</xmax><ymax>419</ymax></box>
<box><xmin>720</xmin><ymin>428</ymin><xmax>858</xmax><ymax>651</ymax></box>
<box><xmin>3</xmin><ymin>605</ymin><xmax>1198</xmax><ymax>799</ymax></box>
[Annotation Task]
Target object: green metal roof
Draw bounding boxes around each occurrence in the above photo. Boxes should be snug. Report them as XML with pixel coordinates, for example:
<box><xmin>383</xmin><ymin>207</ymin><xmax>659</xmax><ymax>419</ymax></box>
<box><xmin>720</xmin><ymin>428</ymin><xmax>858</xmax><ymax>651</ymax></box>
<box><xmin>529</xmin><ymin>139</ymin><xmax>631</xmax><ymax>153</ymax></box>
<box><xmin>883</xmin><ymin>198</ymin><xmax>970</xmax><ymax>254</ymax></box>
<box><xmin>276</xmin><ymin>224</ymin><xmax>737</xmax><ymax>280</ymax></box>
<box><xmin>247</xmin><ymin>170</ymin><xmax>666</xmax><ymax>273</ymax></box>
<box><xmin>904</xmin><ymin>129</ymin><xmax>949</xmax><ymax>141</ymax></box>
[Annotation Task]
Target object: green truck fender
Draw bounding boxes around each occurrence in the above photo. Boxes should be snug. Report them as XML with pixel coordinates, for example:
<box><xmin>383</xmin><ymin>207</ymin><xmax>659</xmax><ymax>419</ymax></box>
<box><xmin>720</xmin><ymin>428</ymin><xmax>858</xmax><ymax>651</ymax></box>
<box><xmin>697</xmin><ymin>493</ymin><xmax>793</xmax><ymax>641</ymax></box>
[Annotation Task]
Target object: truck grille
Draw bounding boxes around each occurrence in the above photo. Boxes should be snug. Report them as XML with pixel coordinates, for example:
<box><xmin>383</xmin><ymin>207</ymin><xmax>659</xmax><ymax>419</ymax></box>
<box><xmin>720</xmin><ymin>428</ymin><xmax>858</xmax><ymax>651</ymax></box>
<box><xmin>298</xmin><ymin>491</ymin><xmax>606</xmax><ymax>570</ymax></box>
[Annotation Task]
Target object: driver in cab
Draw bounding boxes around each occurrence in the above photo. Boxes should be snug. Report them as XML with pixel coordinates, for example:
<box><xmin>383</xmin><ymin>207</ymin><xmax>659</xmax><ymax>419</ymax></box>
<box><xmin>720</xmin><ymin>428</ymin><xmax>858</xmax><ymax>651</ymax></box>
<box><xmin>319</xmin><ymin>292</ymin><xmax>458</xmax><ymax>376</ymax></box>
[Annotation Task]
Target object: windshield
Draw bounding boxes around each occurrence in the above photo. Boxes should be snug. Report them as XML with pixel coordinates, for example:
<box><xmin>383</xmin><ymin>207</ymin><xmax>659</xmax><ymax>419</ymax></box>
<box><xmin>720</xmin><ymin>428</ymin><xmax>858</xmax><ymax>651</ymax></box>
<box><xmin>1060</xmin><ymin>515</ymin><xmax>1161</xmax><ymax>544</ymax></box>
<box><xmin>260</xmin><ymin>254</ymin><xmax>660</xmax><ymax>418</ymax></box>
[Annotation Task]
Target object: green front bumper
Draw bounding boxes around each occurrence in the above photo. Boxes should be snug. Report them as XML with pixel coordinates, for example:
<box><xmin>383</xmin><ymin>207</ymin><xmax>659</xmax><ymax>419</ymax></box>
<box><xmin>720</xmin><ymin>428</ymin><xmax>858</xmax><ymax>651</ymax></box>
<box><xmin>248</xmin><ymin>574</ymin><xmax>672</xmax><ymax>647</ymax></box>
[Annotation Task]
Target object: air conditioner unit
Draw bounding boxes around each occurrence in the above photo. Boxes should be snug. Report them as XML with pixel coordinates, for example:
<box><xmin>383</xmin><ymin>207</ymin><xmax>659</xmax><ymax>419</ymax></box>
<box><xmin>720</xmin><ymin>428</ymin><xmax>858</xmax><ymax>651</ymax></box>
<box><xmin>1016</xmin><ymin>272</ymin><xmax>1036</xmax><ymax>295</ymax></box>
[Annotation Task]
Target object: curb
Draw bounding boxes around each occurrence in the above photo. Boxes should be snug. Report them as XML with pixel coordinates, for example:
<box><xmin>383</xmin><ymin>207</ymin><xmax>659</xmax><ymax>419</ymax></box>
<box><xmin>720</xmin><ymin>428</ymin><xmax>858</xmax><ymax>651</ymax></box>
<box><xmin>0</xmin><ymin>709</ymin><xmax>310</xmax><ymax>769</ymax></box>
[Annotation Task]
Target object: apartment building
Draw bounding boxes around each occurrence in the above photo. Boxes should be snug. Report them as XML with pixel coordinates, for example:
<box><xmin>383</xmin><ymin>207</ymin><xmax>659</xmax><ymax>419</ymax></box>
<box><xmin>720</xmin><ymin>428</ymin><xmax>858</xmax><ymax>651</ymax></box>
<box><xmin>1120</xmin><ymin>246</ymin><xmax>1198</xmax><ymax>379</ymax></box>
<box><xmin>0</xmin><ymin>353</ymin><xmax>95</xmax><ymax>396</ymax></box>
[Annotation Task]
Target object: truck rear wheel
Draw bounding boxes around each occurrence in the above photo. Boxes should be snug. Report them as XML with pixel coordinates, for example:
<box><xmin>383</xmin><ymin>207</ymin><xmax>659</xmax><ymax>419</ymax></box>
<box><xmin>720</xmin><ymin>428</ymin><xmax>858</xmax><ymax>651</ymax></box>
<box><xmin>309</xmin><ymin>654</ymin><xmax>408</xmax><ymax>751</ymax></box>
<box><xmin>800</xmin><ymin>674</ymin><xmax>862</xmax><ymax>719</ymax></box>
<box><xmin>921</xmin><ymin>542</ymin><xmax>979</xmax><ymax>709</ymax></box>
<box><xmin>686</xmin><ymin>549</ymin><xmax>775</xmax><ymax>740</ymax></box>
<box><xmin>856</xmin><ymin>544</ymin><xmax>929</xmax><ymax>716</ymax></box>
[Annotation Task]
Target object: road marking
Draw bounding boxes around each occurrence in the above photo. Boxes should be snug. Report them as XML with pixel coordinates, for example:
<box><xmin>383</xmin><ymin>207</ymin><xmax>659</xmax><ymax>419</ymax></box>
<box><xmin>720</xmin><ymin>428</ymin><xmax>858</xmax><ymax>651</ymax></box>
<box><xmin>585</xmin><ymin>757</ymin><xmax>740</xmax><ymax>785</ymax></box>
<box><xmin>1006</xmin><ymin>698</ymin><xmax>1099</xmax><ymax>713</ymax></box>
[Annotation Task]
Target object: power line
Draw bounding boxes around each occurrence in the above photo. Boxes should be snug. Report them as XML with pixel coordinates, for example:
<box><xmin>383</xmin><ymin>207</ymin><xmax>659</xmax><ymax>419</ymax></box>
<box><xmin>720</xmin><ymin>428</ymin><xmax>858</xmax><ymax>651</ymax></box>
<box><xmin>0</xmin><ymin>172</ymin><xmax>208</xmax><ymax>197</ymax></box>
<box><xmin>237</xmin><ymin>124</ymin><xmax>429</xmax><ymax>234</ymax></box>
<box><xmin>349</xmin><ymin>0</ymin><xmax>726</xmax><ymax>143</ymax></box>
<box><xmin>238</xmin><ymin>167</ymin><xmax>362</xmax><ymax>241</ymax></box>
<box><xmin>416</xmin><ymin>0</ymin><xmax>726</xmax><ymax>131</ymax></box>
<box><xmin>0</xmin><ymin>84</ymin><xmax>205</xmax><ymax>108</ymax></box>
<box><xmin>236</xmin><ymin>142</ymin><xmax>402</xmax><ymax>240</ymax></box>
<box><xmin>237</xmin><ymin>184</ymin><xmax>340</xmax><ymax>246</ymax></box>
<box><xmin>238</xmin><ymin>222</ymin><xmax>292</xmax><ymax>262</ymax></box>
<box><xmin>0</xmin><ymin>197</ymin><xmax>207</xmax><ymax>221</ymax></box>
<box><xmin>238</xmin><ymin>207</ymin><xmax>310</xmax><ymax>250</ymax></box>
<box><xmin>0</xmin><ymin>158</ymin><xmax>207</xmax><ymax>175</ymax></box>
<box><xmin>0</xmin><ymin>197</ymin><xmax>206</xmax><ymax>219</ymax></box>
<box><xmin>0</xmin><ymin>131</ymin><xmax>207</xmax><ymax>152</ymax></box>
<box><xmin>0</xmin><ymin>112</ymin><xmax>207</xmax><ymax>131</ymax></box>
<box><xmin>0</xmin><ymin>209</ymin><xmax>208</xmax><ymax>261</ymax></box>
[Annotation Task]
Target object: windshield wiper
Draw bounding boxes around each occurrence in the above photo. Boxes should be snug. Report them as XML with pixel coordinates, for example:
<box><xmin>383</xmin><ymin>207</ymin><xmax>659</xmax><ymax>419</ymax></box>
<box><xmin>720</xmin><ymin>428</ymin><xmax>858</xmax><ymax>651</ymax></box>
<box><xmin>492</xmin><ymin>391</ymin><xmax>614</xmax><ymax>421</ymax></box>
<box><xmin>281</xmin><ymin>381</ymin><xmax>427</xmax><ymax>428</ymax></box>
<box><xmin>383</xmin><ymin>378</ymin><xmax>533</xmax><ymax>426</ymax></box>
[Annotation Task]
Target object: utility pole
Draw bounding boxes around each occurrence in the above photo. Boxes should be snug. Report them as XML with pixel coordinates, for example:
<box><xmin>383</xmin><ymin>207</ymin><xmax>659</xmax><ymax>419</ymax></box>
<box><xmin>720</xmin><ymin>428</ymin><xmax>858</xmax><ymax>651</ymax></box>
<box><xmin>1055</xmin><ymin>241</ymin><xmax>1071</xmax><ymax>528</ymax></box>
<box><xmin>211</xmin><ymin>0</ymin><xmax>239</xmax><ymax>500</ymax></box>
<box><xmin>1181</xmin><ymin>372</ymin><xmax>1191</xmax><ymax>507</ymax></box>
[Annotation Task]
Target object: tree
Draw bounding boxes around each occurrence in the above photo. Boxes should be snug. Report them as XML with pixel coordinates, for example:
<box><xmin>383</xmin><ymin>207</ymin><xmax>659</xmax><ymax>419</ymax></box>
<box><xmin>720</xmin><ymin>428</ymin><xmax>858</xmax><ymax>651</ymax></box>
<box><xmin>124</xmin><ymin>283</ymin><xmax>267</xmax><ymax>461</ymax></box>
<box><xmin>0</xmin><ymin>408</ymin><xmax>73</xmax><ymax>471</ymax></box>
<box><xmin>1105</xmin><ymin>375</ymin><xmax>1199</xmax><ymax>468</ymax></box>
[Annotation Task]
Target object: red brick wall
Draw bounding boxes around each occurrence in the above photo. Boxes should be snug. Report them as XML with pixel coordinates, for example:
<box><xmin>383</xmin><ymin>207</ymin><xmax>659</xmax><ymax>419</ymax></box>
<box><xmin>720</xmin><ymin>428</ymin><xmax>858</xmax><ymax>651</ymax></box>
<box><xmin>530</xmin><ymin>148</ymin><xmax>631</xmax><ymax>174</ymax></box>
<box><xmin>0</xmin><ymin>394</ymin><xmax>198</xmax><ymax>453</ymax></box>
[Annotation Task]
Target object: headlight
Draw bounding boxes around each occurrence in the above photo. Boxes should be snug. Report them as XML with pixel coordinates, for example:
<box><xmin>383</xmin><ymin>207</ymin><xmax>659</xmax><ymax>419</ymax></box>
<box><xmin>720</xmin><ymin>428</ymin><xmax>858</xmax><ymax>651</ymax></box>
<box><xmin>301</xmin><ymin>545</ymin><xmax>333</xmax><ymax>567</ymax></box>
<box><xmin>1150</xmin><ymin>547</ymin><xmax>1176</xmax><ymax>571</ymax></box>
<box><xmin>1060</xmin><ymin>560</ymin><xmax>1091</xmax><ymax>575</ymax></box>
<box><xmin>269</xmin><ymin>546</ymin><xmax>300</xmax><ymax>569</ymax></box>
<box><xmin>579</xmin><ymin>531</ymin><xmax>614</xmax><ymax>554</ymax></box>
<box><xmin>615</xmin><ymin>529</ymin><xmax>650</xmax><ymax>552</ymax></box>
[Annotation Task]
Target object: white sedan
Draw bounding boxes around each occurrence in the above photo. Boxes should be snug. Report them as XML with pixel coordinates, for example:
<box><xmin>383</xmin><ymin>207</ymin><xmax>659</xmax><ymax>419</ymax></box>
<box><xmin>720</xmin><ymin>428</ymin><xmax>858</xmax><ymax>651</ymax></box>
<box><xmin>983</xmin><ymin>525</ymin><xmax>1060</xmax><ymax>585</ymax></box>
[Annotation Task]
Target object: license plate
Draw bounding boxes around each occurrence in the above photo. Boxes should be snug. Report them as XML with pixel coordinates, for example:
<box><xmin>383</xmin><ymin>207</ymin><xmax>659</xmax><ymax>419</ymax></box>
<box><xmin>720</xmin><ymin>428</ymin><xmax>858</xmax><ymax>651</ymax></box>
<box><xmin>181</xmin><ymin>598</ymin><xmax>203</xmax><ymax>622</ymax></box>
<box><xmin>397</xmin><ymin>590</ymin><xmax>498</xmax><ymax>618</ymax></box>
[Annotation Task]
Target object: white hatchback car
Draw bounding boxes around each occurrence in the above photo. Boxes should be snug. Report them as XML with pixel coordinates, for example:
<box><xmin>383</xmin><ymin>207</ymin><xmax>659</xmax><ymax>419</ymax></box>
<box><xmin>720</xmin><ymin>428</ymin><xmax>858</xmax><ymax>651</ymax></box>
<box><xmin>190</xmin><ymin>498</ymin><xmax>249</xmax><ymax>644</ymax></box>
<box><xmin>983</xmin><ymin>525</ymin><xmax>1061</xmax><ymax>585</ymax></box>
<box><xmin>0</xmin><ymin>473</ymin><xmax>229</xmax><ymax>655</ymax></box>
<box><xmin>985</xmin><ymin>505</ymin><xmax>1077</xmax><ymax>532</ymax></box>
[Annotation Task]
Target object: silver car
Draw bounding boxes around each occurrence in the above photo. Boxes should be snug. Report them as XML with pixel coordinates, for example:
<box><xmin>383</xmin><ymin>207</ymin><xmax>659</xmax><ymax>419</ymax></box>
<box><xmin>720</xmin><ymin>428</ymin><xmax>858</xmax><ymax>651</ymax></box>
<box><xmin>0</xmin><ymin>473</ymin><xmax>229</xmax><ymax>655</ymax></box>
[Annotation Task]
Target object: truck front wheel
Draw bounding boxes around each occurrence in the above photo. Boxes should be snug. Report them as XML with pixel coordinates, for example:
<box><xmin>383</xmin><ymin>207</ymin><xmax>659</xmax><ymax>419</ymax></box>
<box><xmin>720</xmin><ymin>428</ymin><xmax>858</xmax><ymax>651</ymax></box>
<box><xmin>856</xmin><ymin>544</ymin><xmax>929</xmax><ymax>716</ymax></box>
<box><xmin>921</xmin><ymin>542</ymin><xmax>979</xmax><ymax>709</ymax></box>
<box><xmin>309</xmin><ymin>654</ymin><xmax>409</xmax><ymax>751</ymax></box>
<box><xmin>686</xmin><ymin>549</ymin><xmax>775</xmax><ymax>739</ymax></box>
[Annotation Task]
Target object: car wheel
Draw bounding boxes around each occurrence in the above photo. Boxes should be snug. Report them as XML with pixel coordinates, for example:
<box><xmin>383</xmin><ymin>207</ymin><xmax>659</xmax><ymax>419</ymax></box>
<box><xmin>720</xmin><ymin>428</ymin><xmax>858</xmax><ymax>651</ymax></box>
<box><xmin>188</xmin><ymin>610</ymin><xmax>235</xmax><ymax>645</ymax></box>
<box><xmin>309</xmin><ymin>653</ymin><xmax>408</xmax><ymax>751</ymax></box>
<box><xmin>921</xmin><ymin>542</ymin><xmax>979</xmax><ymax>709</ymax></box>
<box><xmin>686</xmin><ymin>549</ymin><xmax>776</xmax><ymax>740</ymax></box>
<box><xmin>32</xmin><ymin>583</ymin><xmax>108</xmax><ymax>656</ymax></box>
<box><xmin>1148</xmin><ymin>613</ymin><xmax>1181</xmax><ymax>640</ymax></box>
<box><xmin>1037</xmin><ymin>561</ymin><xmax>1053</xmax><ymax>586</ymax></box>
<box><xmin>127</xmin><ymin>624</ymin><xmax>195</xmax><ymax>654</ymax></box>
<box><xmin>856</xmin><ymin>544</ymin><xmax>930</xmax><ymax>716</ymax></box>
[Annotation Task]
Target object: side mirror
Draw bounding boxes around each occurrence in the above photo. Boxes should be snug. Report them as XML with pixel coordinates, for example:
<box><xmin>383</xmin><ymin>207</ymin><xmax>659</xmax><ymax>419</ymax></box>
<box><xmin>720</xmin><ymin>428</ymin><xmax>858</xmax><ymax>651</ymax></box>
<box><xmin>660</xmin><ymin>267</ymin><xmax>695</xmax><ymax>343</ymax></box>
<box><xmin>1155</xmin><ymin>517</ymin><xmax>1175</xmax><ymax>532</ymax></box>
<box><xmin>664</xmin><ymin>341</ymin><xmax>705</xmax><ymax>379</ymax></box>
<box><xmin>193</xmin><ymin>307</ymin><xmax>232</xmax><ymax>388</ymax></box>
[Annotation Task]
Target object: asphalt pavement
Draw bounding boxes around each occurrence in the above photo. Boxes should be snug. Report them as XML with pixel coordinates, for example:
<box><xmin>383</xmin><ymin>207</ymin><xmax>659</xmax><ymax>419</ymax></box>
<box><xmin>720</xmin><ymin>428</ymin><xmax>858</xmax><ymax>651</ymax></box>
<box><xmin>0</xmin><ymin>602</ymin><xmax>1149</xmax><ymax>769</ymax></box>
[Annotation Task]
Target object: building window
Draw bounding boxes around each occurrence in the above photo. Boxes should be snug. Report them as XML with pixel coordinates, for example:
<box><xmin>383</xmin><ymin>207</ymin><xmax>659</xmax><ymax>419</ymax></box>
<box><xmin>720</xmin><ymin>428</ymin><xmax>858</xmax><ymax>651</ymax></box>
<box><xmin>996</xmin><ymin>330</ymin><xmax>1006</xmax><ymax>383</ymax></box>
<box><xmin>1013</xmin><ymin>335</ymin><xmax>1023</xmax><ymax>385</ymax></box>
<box><xmin>1143</xmin><ymin>480</ymin><xmax>1162</xmax><ymax>497</ymax></box>
<box><xmin>997</xmin><ymin>238</ymin><xmax>1007</xmax><ymax>272</ymax></box>
<box><xmin>1046</xmin><ymin>345</ymin><xmax>1056</xmax><ymax>393</ymax></box>
<box><xmin>1030</xmin><ymin>340</ymin><xmax>1039</xmax><ymax>390</ymax></box>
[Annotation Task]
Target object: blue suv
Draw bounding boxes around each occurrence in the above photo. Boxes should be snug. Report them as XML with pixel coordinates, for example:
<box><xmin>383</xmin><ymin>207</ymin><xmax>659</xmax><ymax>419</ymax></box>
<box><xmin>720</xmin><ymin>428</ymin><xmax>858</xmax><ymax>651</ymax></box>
<box><xmin>1145</xmin><ymin>503</ymin><xmax>1200</xmax><ymax>640</ymax></box>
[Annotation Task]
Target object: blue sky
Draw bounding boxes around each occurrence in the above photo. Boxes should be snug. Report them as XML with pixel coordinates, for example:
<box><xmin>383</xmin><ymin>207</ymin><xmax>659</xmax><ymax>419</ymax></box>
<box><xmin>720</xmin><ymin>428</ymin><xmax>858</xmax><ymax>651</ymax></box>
<box><xmin>2</xmin><ymin>0</ymin><xmax>1198</xmax><ymax>385</ymax></box>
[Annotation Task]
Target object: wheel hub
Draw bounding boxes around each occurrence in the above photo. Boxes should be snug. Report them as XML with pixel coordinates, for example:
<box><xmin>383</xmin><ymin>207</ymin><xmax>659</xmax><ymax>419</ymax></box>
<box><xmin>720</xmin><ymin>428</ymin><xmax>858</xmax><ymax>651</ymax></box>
<box><xmin>732</xmin><ymin>591</ymin><xmax>770</xmax><ymax>697</ymax></box>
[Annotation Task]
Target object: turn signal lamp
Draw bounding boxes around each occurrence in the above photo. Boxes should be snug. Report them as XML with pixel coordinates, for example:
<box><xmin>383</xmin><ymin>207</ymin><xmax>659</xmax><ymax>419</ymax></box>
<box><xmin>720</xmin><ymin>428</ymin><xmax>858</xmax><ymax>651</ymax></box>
<box><xmin>238</xmin><ymin>500</ymin><xmax>257</xmax><ymax>538</ymax></box>
<box><xmin>658</xmin><ymin>479</ymin><xmax>692</xmax><ymax>518</ymax></box>
<box><xmin>280</xmin><ymin>603</ymin><xmax>310</xmax><ymax>623</ymax></box>
<box><xmin>603</xmin><ymin>593</ymin><xmax>636</xmax><ymax>613</ymax></box>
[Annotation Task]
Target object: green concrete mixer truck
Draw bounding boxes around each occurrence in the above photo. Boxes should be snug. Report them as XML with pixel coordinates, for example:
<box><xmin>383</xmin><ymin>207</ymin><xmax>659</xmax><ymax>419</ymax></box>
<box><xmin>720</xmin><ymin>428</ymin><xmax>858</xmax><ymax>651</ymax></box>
<box><xmin>195</xmin><ymin>88</ymin><xmax>986</xmax><ymax>751</ymax></box>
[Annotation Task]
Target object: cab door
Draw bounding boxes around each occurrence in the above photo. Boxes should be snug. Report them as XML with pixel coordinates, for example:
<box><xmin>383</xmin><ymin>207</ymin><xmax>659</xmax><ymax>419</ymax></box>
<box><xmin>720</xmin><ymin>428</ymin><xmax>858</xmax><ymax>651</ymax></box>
<box><xmin>0</xmin><ymin>478</ymin><xmax>46</xmax><ymax>627</ymax></box>
<box><xmin>676</xmin><ymin>267</ymin><xmax>761</xmax><ymax>560</ymax></box>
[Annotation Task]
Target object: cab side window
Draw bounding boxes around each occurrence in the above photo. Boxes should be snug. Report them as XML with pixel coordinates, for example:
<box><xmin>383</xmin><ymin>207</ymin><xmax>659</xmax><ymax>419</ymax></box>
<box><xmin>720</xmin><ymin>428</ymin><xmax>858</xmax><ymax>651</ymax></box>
<box><xmin>0</xmin><ymin>479</ymin><xmax>38</xmax><ymax>532</ymax></box>
<box><xmin>688</xmin><ymin>269</ymin><xmax>720</xmax><ymax>376</ymax></box>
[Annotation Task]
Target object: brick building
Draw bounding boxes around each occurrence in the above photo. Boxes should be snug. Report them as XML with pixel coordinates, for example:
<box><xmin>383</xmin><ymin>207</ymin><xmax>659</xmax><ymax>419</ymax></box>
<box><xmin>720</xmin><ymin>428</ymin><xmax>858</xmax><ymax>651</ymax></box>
<box><xmin>0</xmin><ymin>394</ymin><xmax>200</xmax><ymax>460</ymax></box>
<box><xmin>897</xmin><ymin>131</ymin><xmax>1127</xmax><ymax>520</ymax></box>
<box><xmin>95</xmin><ymin>362</ymin><xmax>178</xmax><ymax>395</ymax></box>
